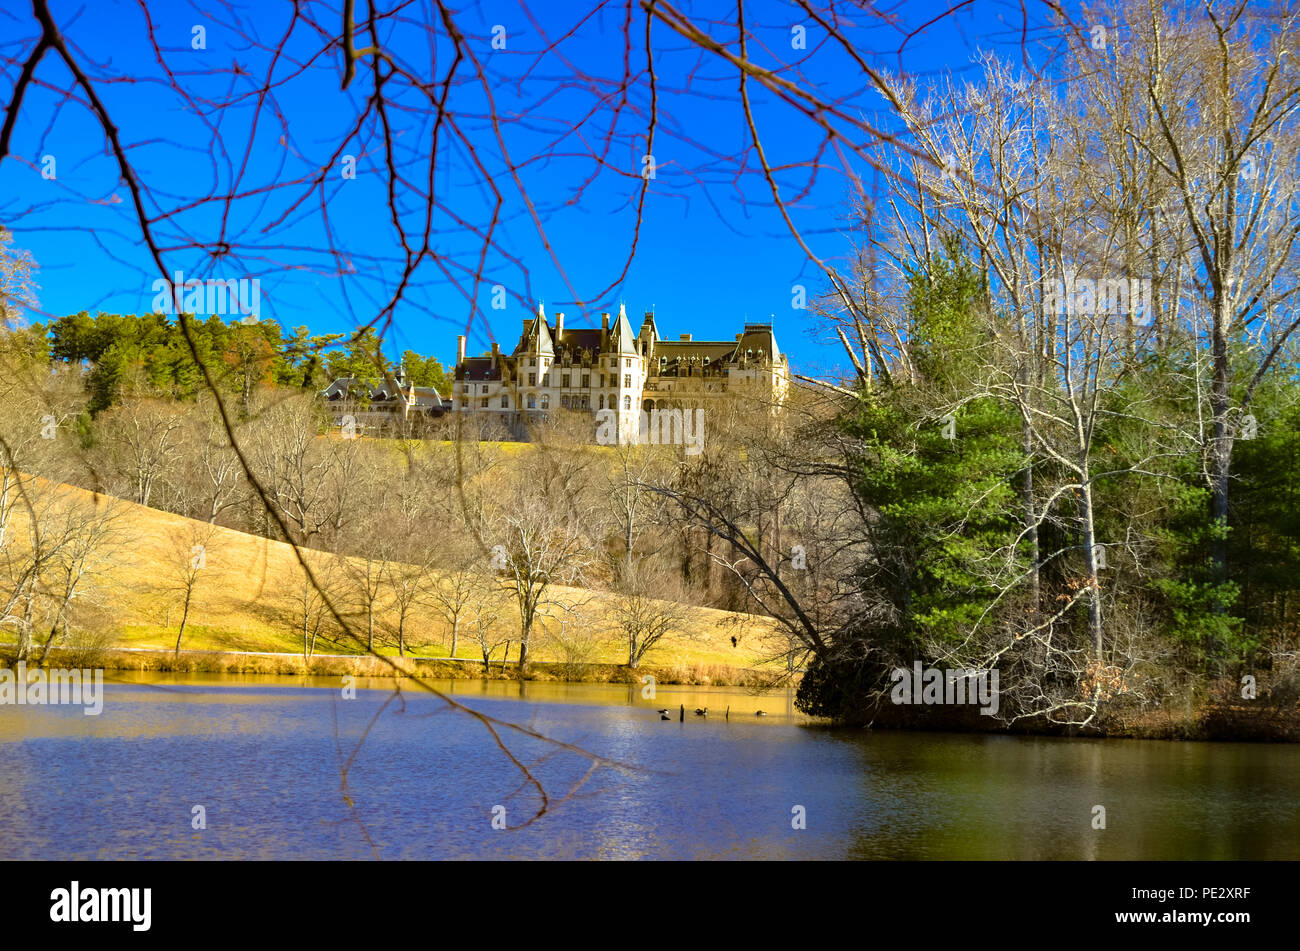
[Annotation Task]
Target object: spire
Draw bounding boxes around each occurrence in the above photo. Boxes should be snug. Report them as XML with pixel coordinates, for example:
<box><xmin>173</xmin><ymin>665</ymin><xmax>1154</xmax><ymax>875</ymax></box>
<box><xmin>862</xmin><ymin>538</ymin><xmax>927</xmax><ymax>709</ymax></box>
<box><xmin>537</xmin><ymin>299</ymin><xmax>546</xmax><ymax>319</ymax></box>
<box><xmin>612</xmin><ymin>300</ymin><xmax>638</xmax><ymax>354</ymax></box>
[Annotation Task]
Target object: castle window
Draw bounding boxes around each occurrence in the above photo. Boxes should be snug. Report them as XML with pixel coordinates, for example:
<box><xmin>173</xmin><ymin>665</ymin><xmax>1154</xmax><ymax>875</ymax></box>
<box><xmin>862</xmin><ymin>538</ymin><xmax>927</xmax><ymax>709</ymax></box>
<box><xmin>540</xmin><ymin>394</ymin><xmax>549</xmax><ymax>410</ymax></box>
<box><xmin>624</xmin><ymin>373</ymin><xmax>631</xmax><ymax>388</ymax></box>
<box><xmin>582</xmin><ymin>374</ymin><xmax>589</xmax><ymax>387</ymax></box>
<box><xmin>500</xmin><ymin>395</ymin><xmax>508</xmax><ymax>408</ymax></box>
<box><xmin>562</xmin><ymin>374</ymin><xmax>570</xmax><ymax>388</ymax></box>
<box><xmin>599</xmin><ymin>394</ymin><xmax>605</xmax><ymax>409</ymax></box>
<box><xmin>528</xmin><ymin>395</ymin><xmax>536</xmax><ymax>409</ymax></box>
<box><xmin>623</xmin><ymin>395</ymin><xmax>631</xmax><ymax>410</ymax></box>
<box><xmin>480</xmin><ymin>397</ymin><xmax>488</xmax><ymax>408</ymax></box>
<box><xmin>625</xmin><ymin>358</ymin><xmax>631</xmax><ymax>368</ymax></box>
<box><xmin>529</xmin><ymin>373</ymin><xmax>536</xmax><ymax>386</ymax></box>
<box><xmin>600</xmin><ymin>374</ymin><xmax>605</xmax><ymax>387</ymax></box>
<box><xmin>530</xmin><ymin>358</ymin><xmax>536</xmax><ymax>367</ymax></box>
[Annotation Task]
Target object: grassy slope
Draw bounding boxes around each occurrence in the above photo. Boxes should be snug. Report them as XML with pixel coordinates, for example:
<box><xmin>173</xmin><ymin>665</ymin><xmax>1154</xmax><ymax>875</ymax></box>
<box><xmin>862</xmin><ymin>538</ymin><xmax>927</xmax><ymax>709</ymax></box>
<box><xmin>17</xmin><ymin>479</ymin><xmax>783</xmax><ymax>672</ymax></box>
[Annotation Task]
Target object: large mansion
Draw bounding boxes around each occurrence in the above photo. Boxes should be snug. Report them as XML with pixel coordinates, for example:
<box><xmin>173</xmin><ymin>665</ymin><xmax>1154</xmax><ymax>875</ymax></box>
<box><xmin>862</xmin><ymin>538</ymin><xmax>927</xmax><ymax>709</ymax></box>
<box><xmin>453</xmin><ymin>303</ymin><xmax>790</xmax><ymax>433</ymax></box>
<box><xmin>319</xmin><ymin>367</ymin><xmax>447</xmax><ymax>430</ymax></box>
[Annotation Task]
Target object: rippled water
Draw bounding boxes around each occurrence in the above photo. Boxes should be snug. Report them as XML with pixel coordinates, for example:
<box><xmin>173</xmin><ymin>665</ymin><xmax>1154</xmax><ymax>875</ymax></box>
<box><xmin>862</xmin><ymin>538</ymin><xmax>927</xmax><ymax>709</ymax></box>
<box><xmin>1</xmin><ymin>673</ymin><xmax>1296</xmax><ymax>859</ymax></box>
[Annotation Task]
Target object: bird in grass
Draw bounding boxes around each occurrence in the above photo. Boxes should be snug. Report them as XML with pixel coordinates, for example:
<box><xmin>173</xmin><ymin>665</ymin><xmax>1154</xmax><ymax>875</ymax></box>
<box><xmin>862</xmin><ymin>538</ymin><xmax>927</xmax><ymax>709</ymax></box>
<box><xmin>694</xmin><ymin>707</ymin><xmax>707</xmax><ymax>717</ymax></box>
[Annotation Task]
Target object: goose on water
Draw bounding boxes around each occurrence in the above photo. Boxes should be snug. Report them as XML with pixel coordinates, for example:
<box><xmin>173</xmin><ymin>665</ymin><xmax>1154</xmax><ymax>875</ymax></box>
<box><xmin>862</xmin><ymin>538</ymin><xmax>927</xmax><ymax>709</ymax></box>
<box><xmin>694</xmin><ymin>707</ymin><xmax>707</xmax><ymax>717</ymax></box>
<box><xmin>755</xmin><ymin>710</ymin><xmax>767</xmax><ymax>717</ymax></box>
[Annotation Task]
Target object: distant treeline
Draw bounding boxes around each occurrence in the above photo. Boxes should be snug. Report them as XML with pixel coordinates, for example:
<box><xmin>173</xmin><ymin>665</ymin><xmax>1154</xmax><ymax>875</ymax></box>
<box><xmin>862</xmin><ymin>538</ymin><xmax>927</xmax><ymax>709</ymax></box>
<box><xmin>13</xmin><ymin>312</ymin><xmax>448</xmax><ymax>413</ymax></box>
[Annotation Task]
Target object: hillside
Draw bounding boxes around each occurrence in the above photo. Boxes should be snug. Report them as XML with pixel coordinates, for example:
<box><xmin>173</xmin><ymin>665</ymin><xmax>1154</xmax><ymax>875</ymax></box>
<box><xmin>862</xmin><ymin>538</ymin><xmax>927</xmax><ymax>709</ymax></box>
<box><xmin>2</xmin><ymin>478</ymin><xmax>786</xmax><ymax>677</ymax></box>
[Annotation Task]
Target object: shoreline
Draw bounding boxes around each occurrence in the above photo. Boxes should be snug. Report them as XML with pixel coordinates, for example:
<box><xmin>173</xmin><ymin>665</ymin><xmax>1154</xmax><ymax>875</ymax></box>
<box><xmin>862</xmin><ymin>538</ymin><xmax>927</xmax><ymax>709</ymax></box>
<box><xmin>6</xmin><ymin>648</ymin><xmax>1297</xmax><ymax>742</ymax></box>
<box><xmin>2</xmin><ymin>646</ymin><xmax>780</xmax><ymax>689</ymax></box>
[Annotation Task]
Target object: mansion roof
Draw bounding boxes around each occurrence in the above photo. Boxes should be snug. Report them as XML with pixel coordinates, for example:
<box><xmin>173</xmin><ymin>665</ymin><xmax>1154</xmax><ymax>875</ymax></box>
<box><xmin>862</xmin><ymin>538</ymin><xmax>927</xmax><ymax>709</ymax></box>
<box><xmin>454</xmin><ymin>302</ymin><xmax>785</xmax><ymax>382</ymax></box>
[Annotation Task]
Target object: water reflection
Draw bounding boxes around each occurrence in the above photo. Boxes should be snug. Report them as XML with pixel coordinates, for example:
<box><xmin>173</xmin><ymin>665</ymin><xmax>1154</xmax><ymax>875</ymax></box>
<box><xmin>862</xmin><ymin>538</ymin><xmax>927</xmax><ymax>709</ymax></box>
<box><xmin>0</xmin><ymin>674</ymin><xmax>1296</xmax><ymax>859</ymax></box>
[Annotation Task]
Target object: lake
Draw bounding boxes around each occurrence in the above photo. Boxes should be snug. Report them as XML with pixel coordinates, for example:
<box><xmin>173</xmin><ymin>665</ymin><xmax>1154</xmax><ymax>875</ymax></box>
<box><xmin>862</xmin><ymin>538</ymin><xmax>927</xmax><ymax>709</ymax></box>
<box><xmin>1</xmin><ymin>672</ymin><xmax>1296</xmax><ymax>859</ymax></box>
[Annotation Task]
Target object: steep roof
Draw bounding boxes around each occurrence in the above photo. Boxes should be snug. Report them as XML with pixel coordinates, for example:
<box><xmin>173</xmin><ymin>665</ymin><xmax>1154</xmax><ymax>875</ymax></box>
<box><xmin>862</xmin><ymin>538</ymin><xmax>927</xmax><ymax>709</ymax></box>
<box><xmin>652</xmin><ymin>340</ymin><xmax>737</xmax><ymax>377</ymax></box>
<box><xmin>513</xmin><ymin>302</ymin><xmax>555</xmax><ymax>356</ymax></box>
<box><xmin>611</xmin><ymin>303</ymin><xmax>640</xmax><ymax>355</ymax></box>
<box><xmin>456</xmin><ymin>356</ymin><xmax>502</xmax><ymax>382</ymax></box>
<box><xmin>735</xmin><ymin>323</ymin><xmax>781</xmax><ymax>363</ymax></box>
<box><xmin>555</xmin><ymin>327</ymin><xmax>603</xmax><ymax>359</ymax></box>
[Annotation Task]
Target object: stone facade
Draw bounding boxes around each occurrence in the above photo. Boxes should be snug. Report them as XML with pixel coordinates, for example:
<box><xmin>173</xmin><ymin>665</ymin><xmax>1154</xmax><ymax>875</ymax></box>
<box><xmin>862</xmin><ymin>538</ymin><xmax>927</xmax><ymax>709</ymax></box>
<box><xmin>452</xmin><ymin>302</ymin><xmax>789</xmax><ymax>435</ymax></box>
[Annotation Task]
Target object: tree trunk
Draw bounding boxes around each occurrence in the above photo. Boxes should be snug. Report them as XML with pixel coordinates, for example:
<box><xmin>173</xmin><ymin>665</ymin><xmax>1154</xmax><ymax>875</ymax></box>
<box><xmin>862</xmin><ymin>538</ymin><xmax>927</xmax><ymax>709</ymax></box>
<box><xmin>174</xmin><ymin>592</ymin><xmax>192</xmax><ymax>660</ymax></box>
<box><xmin>1210</xmin><ymin>306</ymin><xmax>1232</xmax><ymax>620</ymax></box>
<box><xmin>15</xmin><ymin>616</ymin><xmax>32</xmax><ymax>662</ymax></box>
<box><xmin>450</xmin><ymin>616</ymin><xmax>459</xmax><ymax>659</ymax></box>
<box><xmin>1080</xmin><ymin>482</ymin><xmax>1103</xmax><ymax>660</ymax></box>
<box><xmin>1023</xmin><ymin>421</ymin><xmax>1039</xmax><ymax>614</ymax></box>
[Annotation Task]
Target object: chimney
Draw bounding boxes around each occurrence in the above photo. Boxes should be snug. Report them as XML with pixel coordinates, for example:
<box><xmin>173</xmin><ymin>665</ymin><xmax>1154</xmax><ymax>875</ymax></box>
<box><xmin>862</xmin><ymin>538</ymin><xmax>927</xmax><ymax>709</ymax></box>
<box><xmin>457</xmin><ymin>334</ymin><xmax>467</xmax><ymax>365</ymax></box>
<box><xmin>680</xmin><ymin>333</ymin><xmax>692</xmax><ymax>341</ymax></box>
<box><xmin>555</xmin><ymin>312</ymin><xmax>564</xmax><ymax>342</ymax></box>
<box><xmin>601</xmin><ymin>312</ymin><xmax>610</xmax><ymax>332</ymax></box>
<box><xmin>491</xmin><ymin>341</ymin><xmax>500</xmax><ymax>360</ymax></box>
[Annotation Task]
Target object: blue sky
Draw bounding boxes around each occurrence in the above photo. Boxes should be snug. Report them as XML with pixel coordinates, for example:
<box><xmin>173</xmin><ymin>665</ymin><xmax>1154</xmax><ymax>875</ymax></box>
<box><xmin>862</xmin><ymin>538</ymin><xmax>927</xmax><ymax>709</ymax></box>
<box><xmin>0</xmin><ymin>0</ymin><xmax>1080</xmax><ymax>374</ymax></box>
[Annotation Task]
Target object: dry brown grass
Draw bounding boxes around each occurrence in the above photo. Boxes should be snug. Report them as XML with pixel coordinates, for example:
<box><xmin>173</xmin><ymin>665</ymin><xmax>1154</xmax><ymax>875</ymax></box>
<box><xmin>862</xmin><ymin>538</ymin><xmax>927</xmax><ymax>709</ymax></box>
<box><xmin>5</xmin><ymin>478</ymin><xmax>786</xmax><ymax>681</ymax></box>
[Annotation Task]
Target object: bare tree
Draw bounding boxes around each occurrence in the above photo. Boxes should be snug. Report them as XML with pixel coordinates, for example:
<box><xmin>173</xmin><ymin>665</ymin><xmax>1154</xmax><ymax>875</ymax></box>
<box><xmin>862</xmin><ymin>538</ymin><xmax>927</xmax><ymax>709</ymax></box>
<box><xmin>294</xmin><ymin>552</ymin><xmax>344</xmax><ymax>660</ymax></box>
<box><xmin>94</xmin><ymin>398</ymin><xmax>186</xmax><ymax>509</ymax></box>
<box><xmin>161</xmin><ymin>521</ymin><xmax>219</xmax><ymax>659</ymax></box>
<box><xmin>428</xmin><ymin>539</ymin><xmax>480</xmax><ymax>661</ymax></box>
<box><xmin>609</xmin><ymin>557</ymin><xmax>690</xmax><ymax>669</ymax></box>
<box><xmin>468</xmin><ymin>574</ymin><xmax>511</xmax><ymax>673</ymax></box>
<box><xmin>34</xmin><ymin>493</ymin><xmax>128</xmax><ymax>664</ymax></box>
<box><xmin>491</xmin><ymin>486</ymin><xmax>598</xmax><ymax>675</ymax></box>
